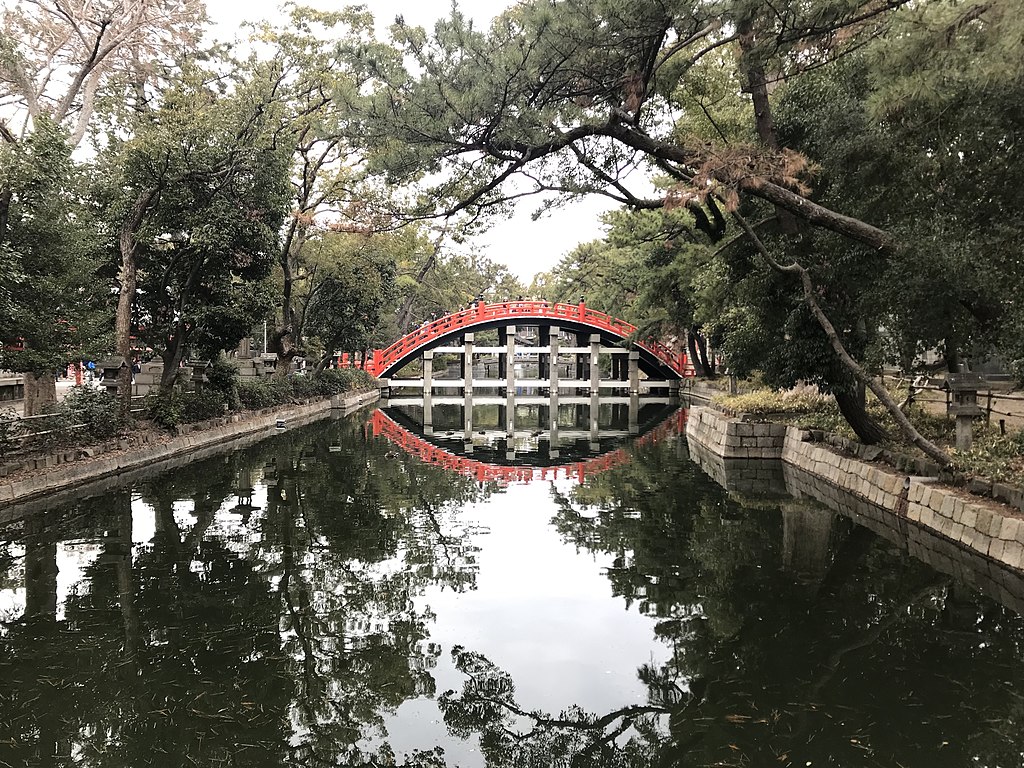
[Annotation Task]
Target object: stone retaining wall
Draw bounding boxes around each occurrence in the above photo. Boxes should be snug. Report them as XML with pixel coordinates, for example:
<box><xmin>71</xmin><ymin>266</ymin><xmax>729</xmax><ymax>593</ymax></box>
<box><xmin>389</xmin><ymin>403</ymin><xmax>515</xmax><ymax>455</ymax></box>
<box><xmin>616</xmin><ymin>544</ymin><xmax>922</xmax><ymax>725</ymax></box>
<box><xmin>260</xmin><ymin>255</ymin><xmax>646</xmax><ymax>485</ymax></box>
<box><xmin>686</xmin><ymin>405</ymin><xmax>1024</xmax><ymax>574</ymax></box>
<box><xmin>685</xmin><ymin>406</ymin><xmax>788</xmax><ymax>459</ymax></box>
<box><xmin>0</xmin><ymin>388</ymin><xmax>379</xmax><ymax>510</ymax></box>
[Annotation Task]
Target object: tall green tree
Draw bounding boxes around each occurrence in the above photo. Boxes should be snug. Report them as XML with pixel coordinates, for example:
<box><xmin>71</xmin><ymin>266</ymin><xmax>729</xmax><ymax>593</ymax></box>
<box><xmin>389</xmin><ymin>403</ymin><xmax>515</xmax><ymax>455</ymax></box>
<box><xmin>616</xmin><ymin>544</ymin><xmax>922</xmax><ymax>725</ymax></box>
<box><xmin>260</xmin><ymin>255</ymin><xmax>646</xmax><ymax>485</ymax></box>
<box><xmin>348</xmin><ymin>0</ymin><xmax>1024</xmax><ymax>462</ymax></box>
<box><xmin>0</xmin><ymin>0</ymin><xmax>206</xmax><ymax>413</ymax></box>
<box><xmin>247</xmin><ymin>6</ymin><xmax>399</xmax><ymax>377</ymax></box>
<box><xmin>0</xmin><ymin>119</ymin><xmax>105</xmax><ymax>414</ymax></box>
<box><xmin>350</xmin><ymin>0</ymin><xmax>983</xmax><ymax>456</ymax></box>
<box><xmin>100</xmin><ymin>61</ymin><xmax>290</xmax><ymax>401</ymax></box>
<box><xmin>303</xmin><ymin>231</ymin><xmax>398</xmax><ymax>369</ymax></box>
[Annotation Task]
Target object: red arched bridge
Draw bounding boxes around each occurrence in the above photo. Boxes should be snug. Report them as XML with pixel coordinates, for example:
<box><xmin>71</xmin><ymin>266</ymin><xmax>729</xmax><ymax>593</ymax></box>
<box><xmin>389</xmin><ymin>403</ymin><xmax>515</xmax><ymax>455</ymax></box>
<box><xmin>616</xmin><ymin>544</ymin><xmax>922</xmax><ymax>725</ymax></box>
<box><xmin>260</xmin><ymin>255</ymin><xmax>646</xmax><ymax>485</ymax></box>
<box><xmin>369</xmin><ymin>408</ymin><xmax>687</xmax><ymax>485</ymax></box>
<box><xmin>338</xmin><ymin>301</ymin><xmax>692</xmax><ymax>381</ymax></box>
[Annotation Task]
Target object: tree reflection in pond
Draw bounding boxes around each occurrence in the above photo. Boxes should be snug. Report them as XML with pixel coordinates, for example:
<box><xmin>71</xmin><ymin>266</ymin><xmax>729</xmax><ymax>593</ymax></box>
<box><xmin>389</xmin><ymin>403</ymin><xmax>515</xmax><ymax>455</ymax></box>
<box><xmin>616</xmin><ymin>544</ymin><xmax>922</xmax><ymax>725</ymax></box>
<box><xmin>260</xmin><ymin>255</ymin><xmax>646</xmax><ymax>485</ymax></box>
<box><xmin>0</xmin><ymin>415</ymin><xmax>491</xmax><ymax>767</ymax></box>
<box><xmin>0</xmin><ymin>413</ymin><xmax>1023</xmax><ymax>767</ymax></box>
<box><xmin>550</xmin><ymin>433</ymin><xmax>1024</xmax><ymax>768</ymax></box>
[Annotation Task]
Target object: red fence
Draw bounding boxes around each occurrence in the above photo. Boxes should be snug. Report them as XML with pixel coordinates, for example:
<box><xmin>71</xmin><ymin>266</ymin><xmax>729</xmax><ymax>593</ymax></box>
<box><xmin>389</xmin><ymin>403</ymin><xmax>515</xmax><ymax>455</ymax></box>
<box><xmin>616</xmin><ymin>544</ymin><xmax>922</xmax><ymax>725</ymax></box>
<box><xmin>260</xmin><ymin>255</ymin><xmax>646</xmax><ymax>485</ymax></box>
<box><xmin>337</xmin><ymin>301</ymin><xmax>691</xmax><ymax>378</ymax></box>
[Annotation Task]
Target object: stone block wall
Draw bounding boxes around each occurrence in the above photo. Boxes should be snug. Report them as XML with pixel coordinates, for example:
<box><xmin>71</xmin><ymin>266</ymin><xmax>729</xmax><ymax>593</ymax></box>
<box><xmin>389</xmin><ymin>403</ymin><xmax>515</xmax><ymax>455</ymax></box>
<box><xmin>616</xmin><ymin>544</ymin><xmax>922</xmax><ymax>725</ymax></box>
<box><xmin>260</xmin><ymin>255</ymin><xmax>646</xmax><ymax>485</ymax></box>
<box><xmin>0</xmin><ymin>388</ymin><xmax>380</xmax><ymax>513</ymax></box>
<box><xmin>686</xmin><ymin>435</ymin><xmax>789</xmax><ymax>497</ymax></box>
<box><xmin>686</xmin><ymin>405</ymin><xmax>1024</xmax><ymax>575</ymax></box>
<box><xmin>780</xmin><ymin>427</ymin><xmax>1024</xmax><ymax>571</ymax></box>
<box><xmin>781</xmin><ymin>461</ymin><xmax>1024</xmax><ymax>615</ymax></box>
<box><xmin>685</xmin><ymin>407</ymin><xmax>788</xmax><ymax>459</ymax></box>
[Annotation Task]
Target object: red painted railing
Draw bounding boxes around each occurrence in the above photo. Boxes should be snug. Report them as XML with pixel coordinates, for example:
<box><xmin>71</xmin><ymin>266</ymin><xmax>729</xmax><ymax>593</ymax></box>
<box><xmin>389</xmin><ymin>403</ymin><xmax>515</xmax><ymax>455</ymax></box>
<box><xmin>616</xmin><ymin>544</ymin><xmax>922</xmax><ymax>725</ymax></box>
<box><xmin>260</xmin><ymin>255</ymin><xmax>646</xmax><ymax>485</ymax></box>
<box><xmin>369</xmin><ymin>408</ymin><xmax>687</xmax><ymax>485</ymax></box>
<box><xmin>340</xmin><ymin>302</ymin><xmax>690</xmax><ymax>378</ymax></box>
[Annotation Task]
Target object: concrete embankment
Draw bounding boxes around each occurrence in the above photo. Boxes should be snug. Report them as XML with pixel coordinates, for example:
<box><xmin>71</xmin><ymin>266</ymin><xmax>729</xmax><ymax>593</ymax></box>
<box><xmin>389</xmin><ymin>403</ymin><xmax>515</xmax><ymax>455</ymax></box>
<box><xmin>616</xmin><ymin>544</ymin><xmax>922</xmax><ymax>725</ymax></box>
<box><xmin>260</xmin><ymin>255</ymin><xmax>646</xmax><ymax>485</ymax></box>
<box><xmin>686</xmin><ymin>405</ymin><xmax>1024</xmax><ymax>574</ymax></box>
<box><xmin>0</xmin><ymin>388</ymin><xmax>379</xmax><ymax>514</ymax></box>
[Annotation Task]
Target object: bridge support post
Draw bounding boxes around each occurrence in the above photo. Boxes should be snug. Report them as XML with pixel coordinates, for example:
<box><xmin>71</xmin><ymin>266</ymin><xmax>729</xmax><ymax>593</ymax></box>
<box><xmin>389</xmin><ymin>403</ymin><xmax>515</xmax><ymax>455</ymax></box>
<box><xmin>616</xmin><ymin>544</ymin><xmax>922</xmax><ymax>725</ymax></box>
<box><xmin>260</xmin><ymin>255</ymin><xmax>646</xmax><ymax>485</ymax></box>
<box><xmin>589</xmin><ymin>392</ymin><xmax>600</xmax><ymax>451</ymax></box>
<box><xmin>549</xmin><ymin>390</ymin><xmax>560</xmax><ymax>459</ymax></box>
<box><xmin>629</xmin><ymin>392</ymin><xmax>639</xmax><ymax>435</ymax></box>
<box><xmin>505</xmin><ymin>396</ymin><xmax>516</xmax><ymax>460</ymax></box>
<box><xmin>423</xmin><ymin>394</ymin><xmax>433</xmax><ymax>435</ymax></box>
<box><xmin>422</xmin><ymin>350</ymin><xmax>433</xmax><ymax>397</ymax></box>
<box><xmin>497</xmin><ymin>327</ymin><xmax>507</xmax><ymax>379</ymax></box>
<box><xmin>462</xmin><ymin>333</ymin><xmax>474</xmax><ymax>395</ymax></box>
<box><xmin>463</xmin><ymin>333</ymin><xmax>474</xmax><ymax>444</ymax></box>
<box><xmin>628</xmin><ymin>350</ymin><xmax>640</xmax><ymax>394</ymax></box>
<box><xmin>505</xmin><ymin>328</ymin><xmax>516</xmax><ymax>435</ymax></box>
<box><xmin>505</xmin><ymin>394</ymin><xmax>515</xmax><ymax>435</ymax></box>
<box><xmin>506</xmin><ymin>325</ymin><xmax>516</xmax><ymax>395</ymax></box>
<box><xmin>590</xmin><ymin>334</ymin><xmax>601</xmax><ymax>394</ymax></box>
<box><xmin>549</xmin><ymin>326</ymin><xmax>560</xmax><ymax>402</ymax></box>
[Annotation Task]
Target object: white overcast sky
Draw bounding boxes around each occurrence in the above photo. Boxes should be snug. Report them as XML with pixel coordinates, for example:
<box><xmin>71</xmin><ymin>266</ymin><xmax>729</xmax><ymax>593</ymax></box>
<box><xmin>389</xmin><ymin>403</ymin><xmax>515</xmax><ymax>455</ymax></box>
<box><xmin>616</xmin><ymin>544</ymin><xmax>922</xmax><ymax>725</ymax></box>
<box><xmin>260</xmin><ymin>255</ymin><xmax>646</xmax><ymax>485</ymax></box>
<box><xmin>205</xmin><ymin>0</ymin><xmax>620</xmax><ymax>284</ymax></box>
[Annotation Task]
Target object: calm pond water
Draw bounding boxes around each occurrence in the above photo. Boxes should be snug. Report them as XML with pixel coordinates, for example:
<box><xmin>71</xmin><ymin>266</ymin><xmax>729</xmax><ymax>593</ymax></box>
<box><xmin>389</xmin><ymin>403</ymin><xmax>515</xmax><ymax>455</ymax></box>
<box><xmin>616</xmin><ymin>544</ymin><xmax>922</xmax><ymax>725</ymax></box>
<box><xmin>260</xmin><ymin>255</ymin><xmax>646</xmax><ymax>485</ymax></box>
<box><xmin>1</xmin><ymin>404</ymin><xmax>1023</xmax><ymax>768</ymax></box>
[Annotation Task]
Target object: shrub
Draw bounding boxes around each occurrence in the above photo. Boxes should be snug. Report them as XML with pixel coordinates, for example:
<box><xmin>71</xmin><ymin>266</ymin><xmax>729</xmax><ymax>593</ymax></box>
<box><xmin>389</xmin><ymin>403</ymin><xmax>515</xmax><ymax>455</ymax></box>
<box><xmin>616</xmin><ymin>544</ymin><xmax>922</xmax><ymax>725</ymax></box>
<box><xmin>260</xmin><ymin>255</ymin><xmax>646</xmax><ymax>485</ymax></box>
<box><xmin>954</xmin><ymin>428</ymin><xmax>1024</xmax><ymax>486</ymax></box>
<box><xmin>311</xmin><ymin>368</ymin><xmax>375</xmax><ymax>395</ymax></box>
<box><xmin>289</xmin><ymin>373</ymin><xmax>321</xmax><ymax>399</ymax></box>
<box><xmin>237</xmin><ymin>378</ymin><xmax>292</xmax><ymax>410</ymax></box>
<box><xmin>712</xmin><ymin>388</ymin><xmax>828</xmax><ymax>415</ymax></box>
<box><xmin>60</xmin><ymin>385</ymin><xmax>123</xmax><ymax>439</ymax></box>
<box><xmin>234</xmin><ymin>368</ymin><xmax>375</xmax><ymax>411</ymax></box>
<box><xmin>145</xmin><ymin>390</ymin><xmax>227</xmax><ymax>429</ymax></box>
<box><xmin>205</xmin><ymin>355</ymin><xmax>240</xmax><ymax>411</ymax></box>
<box><xmin>0</xmin><ymin>407</ymin><xmax>20</xmax><ymax>459</ymax></box>
<box><xmin>22</xmin><ymin>408</ymin><xmax>78</xmax><ymax>452</ymax></box>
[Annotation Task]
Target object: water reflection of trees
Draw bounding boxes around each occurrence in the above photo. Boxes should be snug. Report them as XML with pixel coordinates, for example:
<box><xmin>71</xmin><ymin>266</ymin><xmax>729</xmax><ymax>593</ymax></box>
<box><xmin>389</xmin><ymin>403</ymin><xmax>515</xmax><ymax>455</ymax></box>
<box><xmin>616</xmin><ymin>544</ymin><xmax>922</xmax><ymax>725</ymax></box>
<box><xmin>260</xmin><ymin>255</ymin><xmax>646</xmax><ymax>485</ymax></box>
<box><xmin>544</xmin><ymin>434</ymin><xmax>1024</xmax><ymax>768</ymax></box>
<box><xmin>0</xmin><ymin>415</ymin><xmax>494</xmax><ymax>767</ymax></box>
<box><xmin>3</xmin><ymin>422</ymin><xmax>1024</xmax><ymax>767</ymax></box>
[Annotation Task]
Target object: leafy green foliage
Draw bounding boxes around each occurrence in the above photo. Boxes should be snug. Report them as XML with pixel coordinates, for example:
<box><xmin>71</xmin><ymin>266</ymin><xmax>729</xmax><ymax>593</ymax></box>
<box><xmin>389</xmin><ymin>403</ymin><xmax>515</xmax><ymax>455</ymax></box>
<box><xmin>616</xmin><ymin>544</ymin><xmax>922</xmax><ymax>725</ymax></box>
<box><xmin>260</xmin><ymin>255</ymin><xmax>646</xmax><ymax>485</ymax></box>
<box><xmin>303</xmin><ymin>232</ymin><xmax>398</xmax><ymax>360</ymax></box>
<box><xmin>712</xmin><ymin>388</ymin><xmax>829</xmax><ymax>415</ymax></box>
<box><xmin>60</xmin><ymin>385</ymin><xmax>124</xmax><ymax>439</ymax></box>
<box><xmin>0</xmin><ymin>119</ymin><xmax>106</xmax><ymax>376</ymax></box>
<box><xmin>236</xmin><ymin>369</ymin><xmax>375</xmax><ymax>410</ymax></box>
<box><xmin>97</xmin><ymin>60</ymin><xmax>291</xmax><ymax>373</ymax></box>
<box><xmin>204</xmin><ymin>355</ymin><xmax>241</xmax><ymax>412</ymax></box>
<box><xmin>954</xmin><ymin>429</ymin><xmax>1024</xmax><ymax>487</ymax></box>
<box><xmin>144</xmin><ymin>390</ymin><xmax>227</xmax><ymax>429</ymax></box>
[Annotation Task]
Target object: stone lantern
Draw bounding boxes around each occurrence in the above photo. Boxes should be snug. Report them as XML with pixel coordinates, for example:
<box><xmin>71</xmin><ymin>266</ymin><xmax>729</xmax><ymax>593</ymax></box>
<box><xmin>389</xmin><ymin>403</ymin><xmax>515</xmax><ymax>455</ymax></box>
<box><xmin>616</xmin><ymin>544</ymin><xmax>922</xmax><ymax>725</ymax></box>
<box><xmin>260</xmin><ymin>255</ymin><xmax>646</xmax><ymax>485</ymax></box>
<box><xmin>947</xmin><ymin>372</ymin><xmax>985</xmax><ymax>451</ymax></box>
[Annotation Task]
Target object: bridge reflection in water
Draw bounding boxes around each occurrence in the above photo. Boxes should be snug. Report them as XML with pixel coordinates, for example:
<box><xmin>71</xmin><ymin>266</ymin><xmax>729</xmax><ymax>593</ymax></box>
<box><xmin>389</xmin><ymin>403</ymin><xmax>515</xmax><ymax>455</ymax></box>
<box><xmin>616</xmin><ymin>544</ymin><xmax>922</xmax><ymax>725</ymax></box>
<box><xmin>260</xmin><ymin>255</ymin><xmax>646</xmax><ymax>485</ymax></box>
<box><xmin>376</xmin><ymin>392</ymin><xmax>684</xmax><ymax>484</ymax></box>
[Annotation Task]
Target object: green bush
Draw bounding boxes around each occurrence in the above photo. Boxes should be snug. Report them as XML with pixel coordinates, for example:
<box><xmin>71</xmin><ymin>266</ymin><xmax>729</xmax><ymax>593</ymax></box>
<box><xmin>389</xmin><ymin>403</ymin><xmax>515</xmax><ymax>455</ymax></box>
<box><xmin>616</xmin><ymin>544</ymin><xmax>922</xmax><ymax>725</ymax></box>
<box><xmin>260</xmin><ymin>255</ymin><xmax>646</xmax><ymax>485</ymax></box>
<box><xmin>234</xmin><ymin>368</ymin><xmax>375</xmax><ymax>410</ymax></box>
<box><xmin>954</xmin><ymin>428</ymin><xmax>1024</xmax><ymax>485</ymax></box>
<box><xmin>0</xmin><ymin>407</ymin><xmax>21</xmax><ymax>458</ymax></box>
<box><xmin>22</xmin><ymin>408</ymin><xmax>78</xmax><ymax>451</ymax></box>
<box><xmin>289</xmin><ymin>373</ymin><xmax>321</xmax><ymax>399</ymax></box>
<box><xmin>205</xmin><ymin>356</ymin><xmax>240</xmax><ymax>411</ymax></box>
<box><xmin>310</xmin><ymin>368</ymin><xmax>375</xmax><ymax>395</ymax></box>
<box><xmin>145</xmin><ymin>390</ymin><xmax>227</xmax><ymax>429</ymax></box>
<box><xmin>712</xmin><ymin>388</ymin><xmax>828</xmax><ymax>415</ymax></box>
<box><xmin>60</xmin><ymin>385</ymin><xmax>123</xmax><ymax>439</ymax></box>
<box><xmin>237</xmin><ymin>378</ymin><xmax>292</xmax><ymax>410</ymax></box>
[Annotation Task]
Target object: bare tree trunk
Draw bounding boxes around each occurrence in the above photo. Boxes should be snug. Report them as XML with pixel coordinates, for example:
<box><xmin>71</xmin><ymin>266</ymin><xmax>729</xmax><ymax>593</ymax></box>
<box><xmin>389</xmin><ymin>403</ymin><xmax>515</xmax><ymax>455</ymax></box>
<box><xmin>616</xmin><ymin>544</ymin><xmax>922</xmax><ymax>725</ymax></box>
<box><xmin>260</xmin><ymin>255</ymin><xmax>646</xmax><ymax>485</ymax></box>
<box><xmin>834</xmin><ymin>387</ymin><xmax>887</xmax><ymax>444</ymax></box>
<box><xmin>695</xmin><ymin>332</ymin><xmax>716</xmax><ymax>378</ymax></box>
<box><xmin>115</xmin><ymin>187</ymin><xmax>157</xmax><ymax>419</ymax></box>
<box><xmin>159</xmin><ymin>331</ymin><xmax>187</xmax><ymax>392</ymax></box>
<box><xmin>944</xmin><ymin>341</ymin><xmax>961</xmax><ymax>373</ymax></box>
<box><xmin>274</xmin><ymin>218</ymin><xmax>305</xmax><ymax>379</ymax></box>
<box><xmin>687</xmin><ymin>329</ymin><xmax>708</xmax><ymax>378</ymax></box>
<box><xmin>22</xmin><ymin>372</ymin><xmax>57</xmax><ymax>417</ymax></box>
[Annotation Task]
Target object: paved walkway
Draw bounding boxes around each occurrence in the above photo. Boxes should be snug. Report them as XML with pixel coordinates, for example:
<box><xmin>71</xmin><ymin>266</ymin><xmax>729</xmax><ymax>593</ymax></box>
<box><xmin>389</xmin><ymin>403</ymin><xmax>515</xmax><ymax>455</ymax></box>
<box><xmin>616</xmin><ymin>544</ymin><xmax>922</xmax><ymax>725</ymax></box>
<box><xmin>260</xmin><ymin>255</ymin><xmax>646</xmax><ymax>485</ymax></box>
<box><xmin>1</xmin><ymin>379</ymin><xmax>92</xmax><ymax>418</ymax></box>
